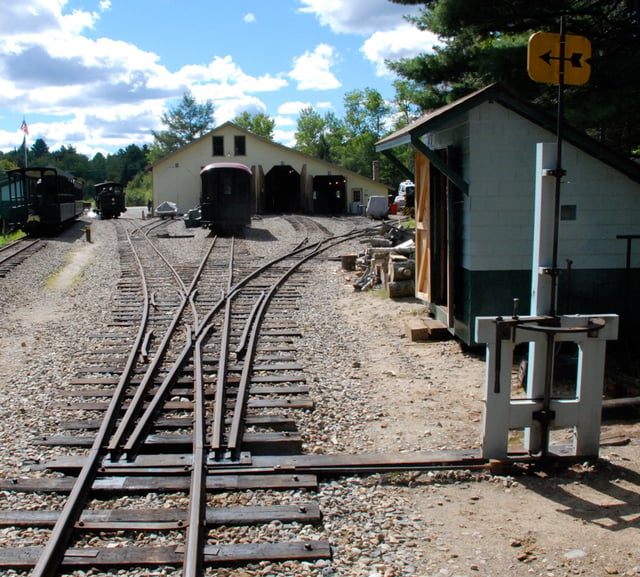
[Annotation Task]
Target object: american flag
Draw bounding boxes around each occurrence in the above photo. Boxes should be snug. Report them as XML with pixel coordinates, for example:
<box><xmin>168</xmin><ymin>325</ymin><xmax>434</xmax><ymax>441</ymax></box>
<box><xmin>21</xmin><ymin>120</ymin><xmax>29</xmax><ymax>135</ymax></box>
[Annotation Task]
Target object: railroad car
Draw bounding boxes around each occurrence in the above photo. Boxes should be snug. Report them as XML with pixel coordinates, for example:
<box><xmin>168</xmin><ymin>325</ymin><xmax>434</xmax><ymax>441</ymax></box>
<box><xmin>94</xmin><ymin>181</ymin><xmax>126</xmax><ymax>219</ymax></box>
<box><xmin>0</xmin><ymin>174</ymin><xmax>27</xmax><ymax>235</ymax></box>
<box><xmin>200</xmin><ymin>162</ymin><xmax>252</xmax><ymax>234</ymax></box>
<box><xmin>6</xmin><ymin>166</ymin><xmax>84</xmax><ymax>233</ymax></box>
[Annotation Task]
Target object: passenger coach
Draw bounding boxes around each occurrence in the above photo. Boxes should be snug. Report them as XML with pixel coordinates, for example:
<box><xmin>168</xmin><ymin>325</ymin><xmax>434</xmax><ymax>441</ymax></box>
<box><xmin>7</xmin><ymin>166</ymin><xmax>84</xmax><ymax>233</ymax></box>
<box><xmin>200</xmin><ymin>162</ymin><xmax>252</xmax><ymax>234</ymax></box>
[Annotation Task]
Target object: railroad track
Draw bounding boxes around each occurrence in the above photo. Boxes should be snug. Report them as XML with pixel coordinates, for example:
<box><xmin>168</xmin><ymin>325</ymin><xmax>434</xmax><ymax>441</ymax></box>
<box><xmin>0</xmin><ymin>237</ymin><xmax>45</xmax><ymax>277</ymax></box>
<box><xmin>0</xmin><ymin>215</ymin><xmax>368</xmax><ymax>574</ymax></box>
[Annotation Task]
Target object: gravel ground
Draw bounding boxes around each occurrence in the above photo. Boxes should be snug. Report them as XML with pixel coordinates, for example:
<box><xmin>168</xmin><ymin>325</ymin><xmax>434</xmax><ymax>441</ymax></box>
<box><xmin>0</xmin><ymin>212</ymin><xmax>639</xmax><ymax>577</ymax></box>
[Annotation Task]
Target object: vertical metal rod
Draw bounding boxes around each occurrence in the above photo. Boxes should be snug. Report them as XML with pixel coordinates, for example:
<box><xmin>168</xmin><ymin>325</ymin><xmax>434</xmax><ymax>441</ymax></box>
<box><xmin>550</xmin><ymin>16</ymin><xmax>566</xmax><ymax>317</ymax></box>
<box><xmin>540</xmin><ymin>332</ymin><xmax>555</xmax><ymax>457</ymax></box>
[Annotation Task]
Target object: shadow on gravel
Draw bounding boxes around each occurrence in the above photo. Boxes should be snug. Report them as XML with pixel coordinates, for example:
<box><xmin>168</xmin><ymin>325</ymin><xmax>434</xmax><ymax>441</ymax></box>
<box><xmin>515</xmin><ymin>460</ymin><xmax>640</xmax><ymax>532</ymax></box>
<box><xmin>243</xmin><ymin>227</ymin><xmax>278</xmax><ymax>242</ymax></box>
<box><xmin>32</xmin><ymin>218</ymin><xmax>90</xmax><ymax>243</ymax></box>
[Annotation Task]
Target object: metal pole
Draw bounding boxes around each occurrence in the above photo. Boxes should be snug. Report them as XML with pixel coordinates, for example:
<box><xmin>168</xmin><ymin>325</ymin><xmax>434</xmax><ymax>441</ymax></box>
<box><xmin>550</xmin><ymin>16</ymin><xmax>566</xmax><ymax>317</ymax></box>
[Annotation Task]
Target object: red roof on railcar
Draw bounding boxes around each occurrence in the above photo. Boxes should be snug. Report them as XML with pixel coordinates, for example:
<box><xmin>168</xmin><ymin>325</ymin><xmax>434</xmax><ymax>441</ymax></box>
<box><xmin>200</xmin><ymin>162</ymin><xmax>252</xmax><ymax>175</ymax></box>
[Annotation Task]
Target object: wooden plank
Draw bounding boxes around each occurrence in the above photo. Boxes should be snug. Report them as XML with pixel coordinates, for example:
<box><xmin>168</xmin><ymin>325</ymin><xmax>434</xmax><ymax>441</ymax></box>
<box><xmin>60</xmin><ymin>414</ymin><xmax>297</xmax><ymax>431</ymax></box>
<box><xmin>0</xmin><ymin>502</ymin><xmax>321</xmax><ymax>528</ymax></box>
<box><xmin>52</xmin><ymin>398</ymin><xmax>313</xmax><ymax>410</ymax></box>
<box><xmin>249</xmin><ymin>450</ymin><xmax>484</xmax><ymax>472</ymax></box>
<box><xmin>404</xmin><ymin>317</ymin><xmax>448</xmax><ymax>341</ymax></box>
<box><xmin>0</xmin><ymin>472</ymin><xmax>318</xmax><ymax>492</ymax></box>
<box><xmin>0</xmin><ymin>545</ymin><xmax>181</xmax><ymax>567</ymax></box>
<box><xmin>202</xmin><ymin>540</ymin><xmax>332</xmax><ymax>563</ymax></box>
<box><xmin>39</xmin><ymin>432</ymin><xmax>304</xmax><ymax>455</ymax></box>
<box><xmin>59</xmin><ymin>385</ymin><xmax>310</xmax><ymax>397</ymax></box>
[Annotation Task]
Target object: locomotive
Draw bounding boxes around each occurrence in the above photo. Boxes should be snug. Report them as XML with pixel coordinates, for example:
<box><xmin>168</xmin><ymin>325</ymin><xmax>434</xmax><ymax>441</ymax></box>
<box><xmin>6</xmin><ymin>166</ymin><xmax>84</xmax><ymax>233</ymax></box>
<box><xmin>94</xmin><ymin>181</ymin><xmax>126</xmax><ymax>219</ymax></box>
<box><xmin>200</xmin><ymin>162</ymin><xmax>252</xmax><ymax>234</ymax></box>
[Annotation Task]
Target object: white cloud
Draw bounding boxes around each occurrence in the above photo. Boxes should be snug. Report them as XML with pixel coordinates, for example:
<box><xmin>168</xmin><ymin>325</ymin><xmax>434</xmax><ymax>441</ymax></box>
<box><xmin>212</xmin><ymin>95</ymin><xmax>267</xmax><ymax>125</ymax></box>
<box><xmin>362</xmin><ymin>25</ymin><xmax>440</xmax><ymax>76</ymax></box>
<box><xmin>0</xmin><ymin>0</ymin><xmax>429</xmax><ymax>157</ymax></box>
<box><xmin>275</xmin><ymin>115</ymin><xmax>296</xmax><ymax>127</ymax></box>
<box><xmin>289</xmin><ymin>44</ymin><xmax>340</xmax><ymax>90</ymax></box>
<box><xmin>278</xmin><ymin>101</ymin><xmax>312</xmax><ymax>115</ymax></box>
<box><xmin>0</xmin><ymin>1</ymin><xmax>291</xmax><ymax>156</ymax></box>
<box><xmin>177</xmin><ymin>56</ymin><xmax>287</xmax><ymax>94</ymax></box>
<box><xmin>298</xmin><ymin>0</ymin><xmax>421</xmax><ymax>35</ymax></box>
<box><xmin>298</xmin><ymin>0</ymin><xmax>431</xmax><ymax>77</ymax></box>
<box><xmin>273</xmin><ymin>127</ymin><xmax>296</xmax><ymax>148</ymax></box>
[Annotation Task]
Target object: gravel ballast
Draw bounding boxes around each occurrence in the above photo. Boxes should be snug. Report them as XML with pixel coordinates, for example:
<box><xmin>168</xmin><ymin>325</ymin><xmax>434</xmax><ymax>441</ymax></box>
<box><xmin>0</xmin><ymin>213</ymin><xmax>639</xmax><ymax>577</ymax></box>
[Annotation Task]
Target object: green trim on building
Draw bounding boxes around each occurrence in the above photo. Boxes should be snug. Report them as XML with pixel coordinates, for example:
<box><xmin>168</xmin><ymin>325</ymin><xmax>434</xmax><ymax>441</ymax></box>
<box><xmin>447</xmin><ymin>267</ymin><xmax>638</xmax><ymax>346</ymax></box>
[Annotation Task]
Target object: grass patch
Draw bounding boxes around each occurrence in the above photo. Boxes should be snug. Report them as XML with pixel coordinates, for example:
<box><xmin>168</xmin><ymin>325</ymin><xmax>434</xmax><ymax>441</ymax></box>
<box><xmin>0</xmin><ymin>230</ymin><xmax>26</xmax><ymax>247</ymax></box>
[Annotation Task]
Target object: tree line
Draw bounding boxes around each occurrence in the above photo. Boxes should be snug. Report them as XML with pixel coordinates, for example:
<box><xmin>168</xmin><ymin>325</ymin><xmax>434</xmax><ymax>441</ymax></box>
<box><xmin>0</xmin><ymin>88</ymin><xmax>411</xmax><ymax>206</ymax></box>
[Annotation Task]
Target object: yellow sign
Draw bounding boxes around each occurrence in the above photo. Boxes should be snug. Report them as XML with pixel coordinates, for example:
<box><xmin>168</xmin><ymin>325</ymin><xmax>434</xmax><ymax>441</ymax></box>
<box><xmin>528</xmin><ymin>32</ymin><xmax>591</xmax><ymax>85</ymax></box>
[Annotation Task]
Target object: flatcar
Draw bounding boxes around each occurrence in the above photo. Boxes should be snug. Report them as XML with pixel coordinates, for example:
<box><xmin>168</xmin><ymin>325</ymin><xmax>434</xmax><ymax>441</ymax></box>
<box><xmin>95</xmin><ymin>181</ymin><xmax>126</xmax><ymax>219</ymax></box>
<box><xmin>200</xmin><ymin>162</ymin><xmax>252</xmax><ymax>234</ymax></box>
<box><xmin>6</xmin><ymin>166</ymin><xmax>84</xmax><ymax>233</ymax></box>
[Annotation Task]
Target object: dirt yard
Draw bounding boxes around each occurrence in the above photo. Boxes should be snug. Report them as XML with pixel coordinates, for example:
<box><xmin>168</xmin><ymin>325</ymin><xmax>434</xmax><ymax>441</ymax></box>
<box><xmin>334</xmin><ymin>275</ymin><xmax>640</xmax><ymax>577</ymax></box>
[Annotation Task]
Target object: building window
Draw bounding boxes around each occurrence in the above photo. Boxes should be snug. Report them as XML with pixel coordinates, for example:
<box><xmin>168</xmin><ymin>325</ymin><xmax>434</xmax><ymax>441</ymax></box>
<box><xmin>352</xmin><ymin>188</ymin><xmax>362</xmax><ymax>203</ymax></box>
<box><xmin>212</xmin><ymin>136</ymin><xmax>224</xmax><ymax>156</ymax></box>
<box><xmin>234</xmin><ymin>135</ymin><xmax>246</xmax><ymax>156</ymax></box>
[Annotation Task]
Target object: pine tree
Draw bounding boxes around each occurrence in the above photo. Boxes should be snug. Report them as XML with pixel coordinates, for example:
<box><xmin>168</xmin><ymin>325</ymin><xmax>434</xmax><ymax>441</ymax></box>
<box><xmin>388</xmin><ymin>0</ymin><xmax>640</xmax><ymax>155</ymax></box>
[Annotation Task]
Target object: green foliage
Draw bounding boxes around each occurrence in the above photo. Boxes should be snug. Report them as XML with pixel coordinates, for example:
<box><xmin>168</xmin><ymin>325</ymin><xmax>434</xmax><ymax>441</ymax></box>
<box><xmin>149</xmin><ymin>91</ymin><xmax>215</xmax><ymax>162</ymax></box>
<box><xmin>387</xmin><ymin>0</ymin><xmax>640</xmax><ymax>156</ymax></box>
<box><xmin>30</xmin><ymin>138</ymin><xmax>50</xmax><ymax>162</ymax></box>
<box><xmin>0</xmin><ymin>229</ymin><xmax>25</xmax><ymax>247</ymax></box>
<box><xmin>343</xmin><ymin>88</ymin><xmax>390</xmax><ymax>137</ymax></box>
<box><xmin>294</xmin><ymin>106</ymin><xmax>345</xmax><ymax>163</ymax></box>
<box><xmin>233</xmin><ymin>111</ymin><xmax>275</xmax><ymax>140</ymax></box>
<box><xmin>124</xmin><ymin>170</ymin><xmax>152</xmax><ymax>206</ymax></box>
<box><xmin>0</xmin><ymin>158</ymin><xmax>18</xmax><ymax>172</ymax></box>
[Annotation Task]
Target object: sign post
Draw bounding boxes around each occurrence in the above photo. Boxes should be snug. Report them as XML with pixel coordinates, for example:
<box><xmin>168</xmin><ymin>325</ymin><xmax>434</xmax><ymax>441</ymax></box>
<box><xmin>527</xmin><ymin>19</ymin><xmax>591</xmax><ymax>315</ymax></box>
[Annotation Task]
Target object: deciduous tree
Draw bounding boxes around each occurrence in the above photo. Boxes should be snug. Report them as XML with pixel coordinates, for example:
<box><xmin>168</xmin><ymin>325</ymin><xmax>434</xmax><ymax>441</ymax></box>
<box><xmin>233</xmin><ymin>111</ymin><xmax>275</xmax><ymax>140</ymax></box>
<box><xmin>149</xmin><ymin>91</ymin><xmax>215</xmax><ymax>162</ymax></box>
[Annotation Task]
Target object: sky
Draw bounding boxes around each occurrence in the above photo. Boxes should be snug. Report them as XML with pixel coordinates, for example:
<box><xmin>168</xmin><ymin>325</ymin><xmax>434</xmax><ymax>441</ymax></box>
<box><xmin>0</xmin><ymin>0</ymin><xmax>439</xmax><ymax>158</ymax></box>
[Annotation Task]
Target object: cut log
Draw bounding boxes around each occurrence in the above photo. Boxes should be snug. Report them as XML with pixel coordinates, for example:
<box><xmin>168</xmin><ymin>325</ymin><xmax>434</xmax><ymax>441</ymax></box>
<box><xmin>388</xmin><ymin>259</ymin><xmax>415</xmax><ymax>282</ymax></box>
<box><xmin>388</xmin><ymin>280</ymin><xmax>414</xmax><ymax>298</ymax></box>
<box><xmin>341</xmin><ymin>254</ymin><xmax>357</xmax><ymax>271</ymax></box>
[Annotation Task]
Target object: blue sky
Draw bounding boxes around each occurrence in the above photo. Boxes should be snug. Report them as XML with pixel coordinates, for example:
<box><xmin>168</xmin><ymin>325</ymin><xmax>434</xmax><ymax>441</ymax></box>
<box><xmin>0</xmin><ymin>0</ymin><xmax>438</xmax><ymax>157</ymax></box>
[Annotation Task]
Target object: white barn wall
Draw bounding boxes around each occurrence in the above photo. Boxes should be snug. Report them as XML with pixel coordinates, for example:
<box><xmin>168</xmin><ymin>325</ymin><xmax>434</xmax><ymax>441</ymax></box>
<box><xmin>152</xmin><ymin>123</ymin><xmax>388</xmax><ymax>215</ymax></box>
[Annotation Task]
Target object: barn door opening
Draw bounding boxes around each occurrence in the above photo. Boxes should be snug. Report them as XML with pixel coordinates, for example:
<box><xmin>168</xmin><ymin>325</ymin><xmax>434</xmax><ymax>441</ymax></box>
<box><xmin>264</xmin><ymin>165</ymin><xmax>300</xmax><ymax>213</ymax></box>
<box><xmin>415</xmin><ymin>149</ymin><xmax>453</xmax><ymax>326</ymax></box>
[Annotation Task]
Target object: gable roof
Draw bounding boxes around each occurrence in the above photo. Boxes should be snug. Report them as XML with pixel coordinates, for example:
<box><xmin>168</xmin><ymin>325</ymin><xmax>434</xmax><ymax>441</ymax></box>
<box><xmin>154</xmin><ymin>121</ymin><xmax>386</xmax><ymax>186</ymax></box>
<box><xmin>376</xmin><ymin>83</ymin><xmax>640</xmax><ymax>184</ymax></box>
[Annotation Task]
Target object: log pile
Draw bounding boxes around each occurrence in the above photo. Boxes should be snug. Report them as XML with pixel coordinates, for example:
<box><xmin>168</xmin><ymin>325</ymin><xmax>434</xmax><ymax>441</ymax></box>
<box><xmin>347</xmin><ymin>223</ymin><xmax>416</xmax><ymax>296</ymax></box>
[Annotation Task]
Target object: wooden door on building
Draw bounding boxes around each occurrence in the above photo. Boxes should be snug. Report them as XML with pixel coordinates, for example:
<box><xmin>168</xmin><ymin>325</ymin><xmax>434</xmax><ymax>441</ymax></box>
<box><xmin>414</xmin><ymin>150</ymin><xmax>452</xmax><ymax>326</ymax></box>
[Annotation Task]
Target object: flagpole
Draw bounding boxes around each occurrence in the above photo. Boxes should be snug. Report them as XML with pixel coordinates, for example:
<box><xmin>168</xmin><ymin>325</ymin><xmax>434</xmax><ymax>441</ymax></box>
<box><xmin>21</xmin><ymin>119</ymin><xmax>29</xmax><ymax>168</ymax></box>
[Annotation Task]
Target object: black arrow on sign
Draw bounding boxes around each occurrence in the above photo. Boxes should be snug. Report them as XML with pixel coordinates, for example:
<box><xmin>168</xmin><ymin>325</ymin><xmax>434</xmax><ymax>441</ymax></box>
<box><xmin>540</xmin><ymin>50</ymin><xmax>586</xmax><ymax>68</ymax></box>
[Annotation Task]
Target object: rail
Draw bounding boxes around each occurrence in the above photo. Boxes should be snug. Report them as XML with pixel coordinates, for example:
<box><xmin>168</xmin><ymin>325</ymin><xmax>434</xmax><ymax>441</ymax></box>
<box><xmin>22</xmin><ymin>217</ymin><xmax>366</xmax><ymax>574</ymax></box>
